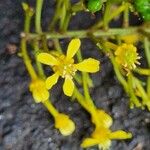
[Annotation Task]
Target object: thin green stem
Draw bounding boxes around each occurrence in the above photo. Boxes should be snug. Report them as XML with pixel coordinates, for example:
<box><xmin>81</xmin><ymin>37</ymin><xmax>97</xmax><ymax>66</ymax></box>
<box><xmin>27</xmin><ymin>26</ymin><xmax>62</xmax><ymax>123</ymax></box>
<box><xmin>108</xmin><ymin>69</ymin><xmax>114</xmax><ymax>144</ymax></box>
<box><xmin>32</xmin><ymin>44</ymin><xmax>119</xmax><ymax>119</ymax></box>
<box><xmin>127</xmin><ymin>74</ymin><xmax>141</xmax><ymax>108</ymax></box>
<box><xmin>35</xmin><ymin>0</ymin><xmax>44</xmax><ymax>33</ymax></box>
<box><xmin>21</xmin><ymin>38</ymin><xmax>37</xmax><ymax>80</ymax></box>
<box><xmin>60</xmin><ymin>1</ymin><xmax>67</xmax><ymax>30</ymax></box>
<box><xmin>24</xmin><ymin>13</ymin><xmax>31</xmax><ymax>33</ymax></box>
<box><xmin>123</xmin><ymin>3</ymin><xmax>129</xmax><ymax>28</ymax></box>
<box><xmin>24</xmin><ymin>27</ymin><xmax>150</xmax><ymax>40</ymax></box>
<box><xmin>108</xmin><ymin>3</ymin><xmax>129</xmax><ymax>24</ymax></box>
<box><xmin>103</xmin><ymin>1</ymin><xmax>111</xmax><ymax>29</ymax></box>
<box><xmin>53</xmin><ymin>39</ymin><xmax>63</xmax><ymax>53</ymax></box>
<box><xmin>110</xmin><ymin>54</ymin><xmax>128</xmax><ymax>92</ymax></box>
<box><xmin>49</xmin><ymin>0</ymin><xmax>63</xmax><ymax>30</ymax></box>
<box><xmin>76</xmin><ymin>50</ymin><xmax>92</xmax><ymax>102</ymax></box>
<box><xmin>76</xmin><ymin>50</ymin><xmax>99</xmax><ymax>125</ymax></box>
<box><xmin>94</xmin><ymin>39</ymin><xmax>130</xmax><ymax>102</ymax></box>
<box><xmin>41</xmin><ymin>35</ymin><xmax>49</xmax><ymax>52</ymax></box>
<box><xmin>23</xmin><ymin>5</ymin><xmax>34</xmax><ymax>33</ymax></box>
<box><xmin>133</xmin><ymin>77</ymin><xmax>150</xmax><ymax>110</ymax></box>
<box><xmin>60</xmin><ymin>0</ymin><xmax>71</xmax><ymax>31</ymax></box>
<box><xmin>43</xmin><ymin>99</ymin><xmax>59</xmax><ymax>117</ymax></box>
<box><xmin>144</xmin><ymin>37</ymin><xmax>150</xmax><ymax>96</ymax></box>
<box><xmin>144</xmin><ymin>37</ymin><xmax>150</xmax><ymax>67</ymax></box>
<box><xmin>74</xmin><ymin>88</ymin><xmax>99</xmax><ymax>126</ymax></box>
<box><xmin>148</xmin><ymin>78</ymin><xmax>150</xmax><ymax>98</ymax></box>
<box><xmin>74</xmin><ymin>87</ymin><xmax>90</xmax><ymax>112</ymax></box>
<box><xmin>22</xmin><ymin>7</ymin><xmax>37</xmax><ymax>80</ymax></box>
<box><xmin>33</xmin><ymin>40</ymin><xmax>45</xmax><ymax>79</ymax></box>
<box><xmin>91</xmin><ymin>3</ymin><xmax>129</xmax><ymax>29</ymax></box>
<box><xmin>134</xmin><ymin>68</ymin><xmax>150</xmax><ymax>76</ymax></box>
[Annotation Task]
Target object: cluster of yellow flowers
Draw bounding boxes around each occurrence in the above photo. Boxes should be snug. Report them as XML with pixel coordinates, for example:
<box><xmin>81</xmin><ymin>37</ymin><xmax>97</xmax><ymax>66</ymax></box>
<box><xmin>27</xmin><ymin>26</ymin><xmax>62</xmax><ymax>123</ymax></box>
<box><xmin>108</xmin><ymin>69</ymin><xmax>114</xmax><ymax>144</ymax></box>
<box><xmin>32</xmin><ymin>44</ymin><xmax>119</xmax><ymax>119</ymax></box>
<box><xmin>28</xmin><ymin>39</ymin><xmax>99</xmax><ymax>136</ymax></box>
<box><xmin>28</xmin><ymin>39</ymin><xmax>133</xmax><ymax>149</ymax></box>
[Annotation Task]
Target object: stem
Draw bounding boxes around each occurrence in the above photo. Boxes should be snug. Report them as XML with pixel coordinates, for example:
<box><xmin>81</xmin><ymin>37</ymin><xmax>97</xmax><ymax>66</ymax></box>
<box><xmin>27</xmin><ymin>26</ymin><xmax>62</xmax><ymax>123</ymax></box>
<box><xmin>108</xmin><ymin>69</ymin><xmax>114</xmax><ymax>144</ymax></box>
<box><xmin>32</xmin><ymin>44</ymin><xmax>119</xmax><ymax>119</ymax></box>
<box><xmin>74</xmin><ymin>88</ymin><xmax>99</xmax><ymax>125</ymax></box>
<box><xmin>133</xmin><ymin>77</ymin><xmax>150</xmax><ymax>110</ymax></box>
<box><xmin>24</xmin><ymin>27</ymin><xmax>150</xmax><ymax>40</ymax></box>
<box><xmin>53</xmin><ymin>39</ymin><xmax>63</xmax><ymax>53</ymax></box>
<box><xmin>99</xmin><ymin>41</ymin><xmax>128</xmax><ymax>91</ymax></box>
<box><xmin>24</xmin><ymin>13</ymin><xmax>31</xmax><ymax>33</ymax></box>
<box><xmin>43</xmin><ymin>99</ymin><xmax>59</xmax><ymax>117</ymax></box>
<box><xmin>105</xmin><ymin>41</ymin><xmax>118</xmax><ymax>50</ymax></box>
<box><xmin>91</xmin><ymin>3</ymin><xmax>129</xmax><ymax>29</ymax></box>
<box><xmin>22</xmin><ymin>9</ymin><xmax>37</xmax><ymax>80</ymax></box>
<box><xmin>110</xmin><ymin>54</ymin><xmax>128</xmax><ymax>92</ymax></box>
<box><xmin>144</xmin><ymin>37</ymin><xmax>150</xmax><ymax>97</ymax></box>
<box><xmin>123</xmin><ymin>3</ymin><xmax>129</xmax><ymax>28</ymax></box>
<box><xmin>33</xmin><ymin>40</ymin><xmax>45</xmax><ymax>79</ymax></box>
<box><xmin>21</xmin><ymin>38</ymin><xmax>37</xmax><ymax>80</ymax></box>
<box><xmin>76</xmin><ymin>50</ymin><xmax>99</xmax><ymax>125</ymax></box>
<box><xmin>134</xmin><ymin>68</ymin><xmax>150</xmax><ymax>76</ymax></box>
<box><xmin>144</xmin><ymin>37</ymin><xmax>150</xmax><ymax>67</ymax></box>
<box><xmin>74</xmin><ymin>87</ymin><xmax>90</xmax><ymax>112</ymax></box>
<box><xmin>103</xmin><ymin>1</ymin><xmax>111</xmax><ymax>29</ymax></box>
<box><xmin>148</xmin><ymin>78</ymin><xmax>150</xmax><ymax>98</ymax></box>
<box><xmin>60</xmin><ymin>1</ymin><xmax>67</xmax><ymax>30</ymax></box>
<box><xmin>35</xmin><ymin>0</ymin><xmax>44</xmax><ymax>33</ymax></box>
<box><xmin>127</xmin><ymin>74</ymin><xmax>141</xmax><ymax>107</ymax></box>
<box><xmin>62</xmin><ymin>12</ymin><xmax>71</xmax><ymax>31</ymax></box>
<box><xmin>49</xmin><ymin>0</ymin><xmax>63</xmax><ymax>30</ymax></box>
<box><xmin>76</xmin><ymin>50</ymin><xmax>93</xmax><ymax>102</ymax></box>
<box><xmin>61</xmin><ymin>0</ymin><xmax>71</xmax><ymax>31</ymax></box>
<box><xmin>108</xmin><ymin>3</ymin><xmax>129</xmax><ymax>24</ymax></box>
<box><xmin>95</xmin><ymin>40</ymin><xmax>129</xmax><ymax>98</ymax></box>
<box><xmin>41</xmin><ymin>35</ymin><xmax>49</xmax><ymax>52</ymax></box>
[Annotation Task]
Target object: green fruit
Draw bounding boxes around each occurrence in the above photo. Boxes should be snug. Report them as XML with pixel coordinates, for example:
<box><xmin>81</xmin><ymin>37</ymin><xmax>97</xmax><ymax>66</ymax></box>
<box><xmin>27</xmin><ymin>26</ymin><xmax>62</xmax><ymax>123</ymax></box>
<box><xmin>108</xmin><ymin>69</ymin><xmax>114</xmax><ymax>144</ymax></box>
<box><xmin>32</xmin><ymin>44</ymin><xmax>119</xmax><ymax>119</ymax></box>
<box><xmin>134</xmin><ymin>0</ymin><xmax>150</xmax><ymax>21</ymax></box>
<box><xmin>88</xmin><ymin>0</ymin><xmax>103</xmax><ymax>13</ymax></box>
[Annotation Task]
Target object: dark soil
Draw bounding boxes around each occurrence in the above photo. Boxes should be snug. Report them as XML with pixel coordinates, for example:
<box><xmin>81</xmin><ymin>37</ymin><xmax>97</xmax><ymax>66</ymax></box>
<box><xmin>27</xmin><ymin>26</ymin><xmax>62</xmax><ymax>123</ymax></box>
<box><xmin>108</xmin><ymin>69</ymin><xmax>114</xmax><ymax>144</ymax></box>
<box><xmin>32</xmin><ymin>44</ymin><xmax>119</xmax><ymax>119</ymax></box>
<box><xmin>0</xmin><ymin>0</ymin><xmax>150</xmax><ymax>150</ymax></box>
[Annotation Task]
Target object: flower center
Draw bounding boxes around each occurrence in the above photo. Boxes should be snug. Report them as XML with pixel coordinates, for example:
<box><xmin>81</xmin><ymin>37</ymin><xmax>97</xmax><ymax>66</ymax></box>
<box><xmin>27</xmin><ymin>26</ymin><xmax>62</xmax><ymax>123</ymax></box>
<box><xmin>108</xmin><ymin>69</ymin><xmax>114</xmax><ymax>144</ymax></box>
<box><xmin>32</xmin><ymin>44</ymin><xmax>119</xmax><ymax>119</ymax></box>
<box><xmin>92</xmin><ymin>127</ymin><xmax>111</xmax><ymax>148</ymax></box>
<box><xmin>53</xmin><ymin>55</ymin><xmax>77</xmax><ymax>78</ymax></box>
<box><xmin>124</xmin><ymin>48</ymin><xmax>138</xmax><ymax>68</ymax></box>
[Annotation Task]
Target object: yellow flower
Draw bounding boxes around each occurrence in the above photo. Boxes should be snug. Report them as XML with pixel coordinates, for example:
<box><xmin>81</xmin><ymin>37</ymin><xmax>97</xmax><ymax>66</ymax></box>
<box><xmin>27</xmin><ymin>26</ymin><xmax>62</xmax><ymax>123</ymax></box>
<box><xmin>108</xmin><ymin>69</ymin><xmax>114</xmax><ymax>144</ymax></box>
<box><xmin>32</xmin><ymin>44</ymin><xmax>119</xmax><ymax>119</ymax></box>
<box><xmin>115</xmin><ymin>44</ymin><xmax>141</xmax><ymax>71</ymax></box>
<box><xmin>120</xmin><ymin>34</ymin><xmax>140</xmax><ymax>44</ymax></box>
<box><xmin>37</xmin><ymin>38</ymin><xmax>100</xmax><ymax>96</ymax></box>
<box><xmin>81</xmin><ymin>126</ymin><xmax>132</xmax><ymax>150</ymax></box>
<box><xmin>55</xmin><ymin>113</ymin><xmax>75</xmax><ymax>136</ymax></box>
<box><xmin>29</xmin><ymin>78</ymin><xmax>49</xmax><ymax>103</ymax></box>
<box><xmin>91</xmin><ymin>109</ymin><xmax>113</xmax><ymax>128</ymax></box>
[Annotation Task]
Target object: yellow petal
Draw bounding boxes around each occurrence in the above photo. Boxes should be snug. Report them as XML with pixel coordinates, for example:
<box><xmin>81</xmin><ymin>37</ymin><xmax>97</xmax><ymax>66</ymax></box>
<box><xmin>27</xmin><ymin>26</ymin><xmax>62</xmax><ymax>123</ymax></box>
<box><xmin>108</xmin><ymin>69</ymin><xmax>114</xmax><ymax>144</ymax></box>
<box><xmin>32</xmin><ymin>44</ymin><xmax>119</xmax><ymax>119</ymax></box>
<box><xmin>67</xmin><ymin>38</ymin><xmax>81</xmax><ymax>59</ymax></box>
<box><xmin>109</xmin><ymin>130</ymin><xmax>132</xmax><ymax>139</ymax></box>
<box><xmin>55</xmin><ymin>113</ymin><xmax>75</xmax><ymax>136</ymax></box>
<box><xmin>46</xmin><ymin>73</ymin><xmax>59</xmax><ymax>89</ymax></box>
<box><xmin>32</xmin><ymin>88</ymin><xmax>49</xmax><ymax>103</ymax></box>
<box><xmin>81</xmin><ymin>138</ymin><xmax>100</xmax><ymax>148</ymax></box>
<box><xmin>30</xmin><ymin>79</ymin><xmax>49</xmax><ymax>103</ymax></box>
<box><xmin>37</xmin><ymin>53</ymin><xmax>58</xmax><ymax>66</ymax></box>
<box><xmin>63</xmin><ymin>77</ymin><xmax>74</xmax><ymax>96</ymax></box>
<box><xmin>32</xmin><ymin>91</ymin><xmax>42</xmax><ymax>103</ymax></box>
<box><xmin>92</xmin><ymin>109</ymin><xmax>113</xmax><ymax>128</ymax></box>
<box><xmin>75</xmin><ymin>58</ymin><xmax>100</xmax><ymax>73</ymax></box>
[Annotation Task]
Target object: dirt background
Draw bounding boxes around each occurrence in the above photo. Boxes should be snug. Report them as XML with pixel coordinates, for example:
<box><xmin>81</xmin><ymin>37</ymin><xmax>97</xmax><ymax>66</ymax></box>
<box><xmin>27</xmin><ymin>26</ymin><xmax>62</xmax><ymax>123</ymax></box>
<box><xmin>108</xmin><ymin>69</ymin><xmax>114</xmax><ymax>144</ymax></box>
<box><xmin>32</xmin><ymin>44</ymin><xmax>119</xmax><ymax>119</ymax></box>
<box><xmin>0</xmin><ymin>0</ymin><xmax>150</xmax><ymax>150</ymax></box>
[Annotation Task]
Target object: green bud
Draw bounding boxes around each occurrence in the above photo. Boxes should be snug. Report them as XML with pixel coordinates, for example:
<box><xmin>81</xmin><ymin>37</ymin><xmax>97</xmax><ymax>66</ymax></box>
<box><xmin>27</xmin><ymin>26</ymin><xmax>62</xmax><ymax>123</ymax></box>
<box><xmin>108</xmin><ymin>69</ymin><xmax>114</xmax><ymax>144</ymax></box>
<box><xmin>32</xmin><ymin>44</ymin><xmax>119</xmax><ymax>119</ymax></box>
<box><xmin>88</xmin><ymin>0</ymin><xmax>103</xmax><ymax>13</ymax></box>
